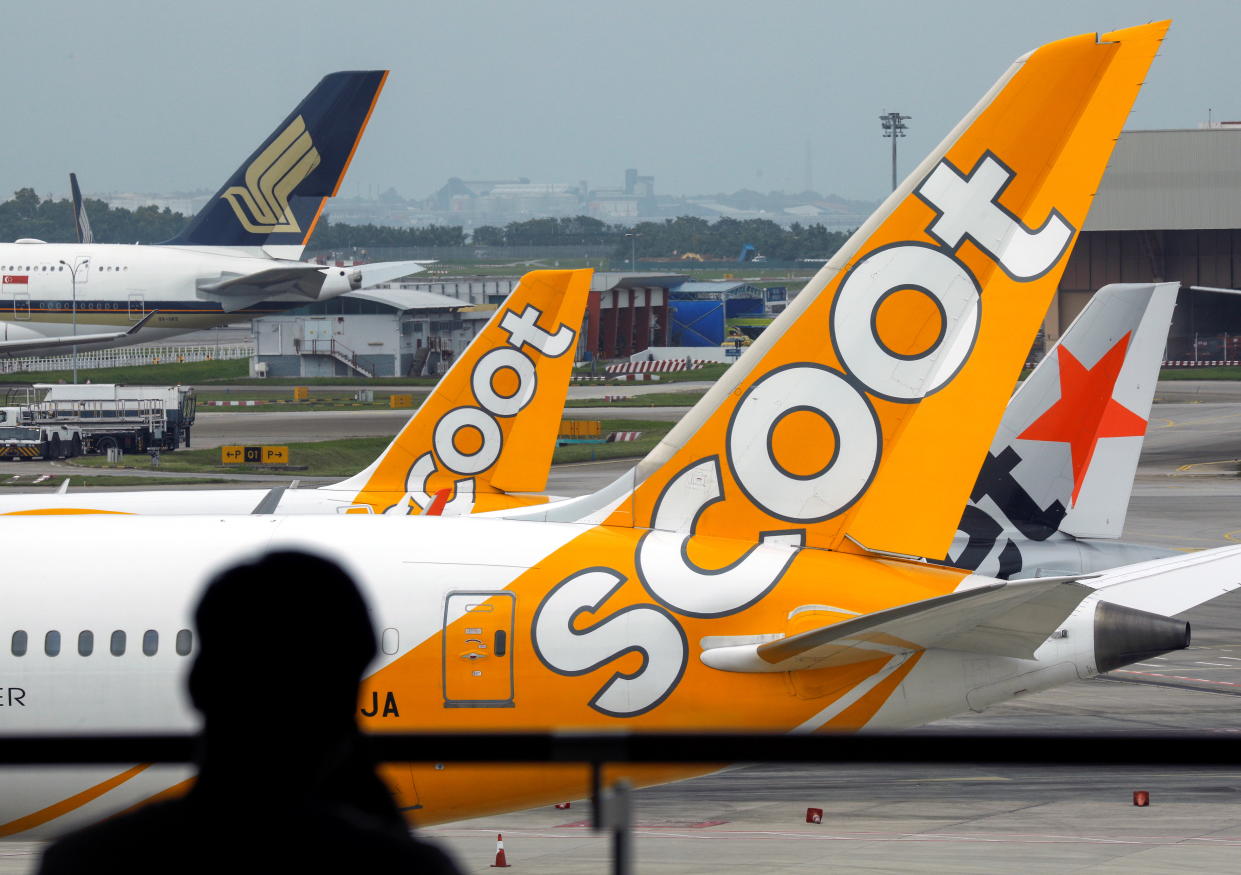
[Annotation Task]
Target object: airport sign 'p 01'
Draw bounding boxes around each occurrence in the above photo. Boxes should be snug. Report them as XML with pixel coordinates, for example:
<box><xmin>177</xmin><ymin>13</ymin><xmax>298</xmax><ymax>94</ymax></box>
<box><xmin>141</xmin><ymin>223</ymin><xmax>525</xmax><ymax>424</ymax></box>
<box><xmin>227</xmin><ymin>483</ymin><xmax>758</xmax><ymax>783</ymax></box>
<box><xmin>221</xmin><ymin>445</ymin><xmax>289</xmax><ymax>465</ymax></box>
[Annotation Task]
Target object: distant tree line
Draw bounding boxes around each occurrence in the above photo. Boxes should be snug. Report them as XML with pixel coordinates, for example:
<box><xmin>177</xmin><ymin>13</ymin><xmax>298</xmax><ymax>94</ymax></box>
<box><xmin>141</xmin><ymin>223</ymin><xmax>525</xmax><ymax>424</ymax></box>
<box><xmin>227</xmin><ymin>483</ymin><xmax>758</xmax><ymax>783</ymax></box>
<box><xmin>0</xmin><ymin>188</ymin><xmax>185</xmax><ymax>244</ymax></box>
<box><xmin>0</xmin><ymin>191</ymin><xmax>849</xmax><ymax>261</ymax></box>
<box><xmin>617</xmin><ymin>216</ymin><xmax>849</xmax><ymax>262</ymax></box>
<box><xmin>307</xmin><ymin>218</ymin><xmax>466</xmax><ymax>249</ymax></box>
<box><xmin>472</xmin><ymin>216</ymin><xmax>618</xmax><ymax>247</ymax></box>
<box><xmin>473</xmin><ymin>215</ymin><xmax>849</xmax><ymax>261</ymax></box>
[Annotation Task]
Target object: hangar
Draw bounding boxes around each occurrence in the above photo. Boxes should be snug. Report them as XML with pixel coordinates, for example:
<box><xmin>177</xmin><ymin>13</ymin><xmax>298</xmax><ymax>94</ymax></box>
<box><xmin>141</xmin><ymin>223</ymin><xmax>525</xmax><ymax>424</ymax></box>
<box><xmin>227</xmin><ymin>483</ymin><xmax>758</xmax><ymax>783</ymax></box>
<box><xmin>1055</xmin><ymin>125</ymin><xmax>1241</xmax><ymax>359</ymax></box>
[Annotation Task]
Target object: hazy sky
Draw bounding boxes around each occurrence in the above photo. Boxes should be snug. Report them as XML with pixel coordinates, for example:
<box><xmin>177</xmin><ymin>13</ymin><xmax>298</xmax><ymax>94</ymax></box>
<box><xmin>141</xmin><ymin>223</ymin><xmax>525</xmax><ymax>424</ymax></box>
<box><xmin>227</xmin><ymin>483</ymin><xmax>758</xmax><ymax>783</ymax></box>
<box><xmin>4</xmin><ymin>1</ymin><xmax>1238</xmax><ymax>206</ymax></box>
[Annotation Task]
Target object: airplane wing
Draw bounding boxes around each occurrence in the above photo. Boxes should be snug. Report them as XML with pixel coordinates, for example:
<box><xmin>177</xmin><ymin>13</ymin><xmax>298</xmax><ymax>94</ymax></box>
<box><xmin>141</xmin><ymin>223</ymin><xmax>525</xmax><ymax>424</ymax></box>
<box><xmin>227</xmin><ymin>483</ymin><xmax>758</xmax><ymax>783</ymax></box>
<box><xmin>198</xmin><ymin>261</ymin><xmax>425</xmax><ymax>312</ymax></box>
<box><xmin>702</xmin><ymin>574</ymin><xmax>1098</xmax><ymax>672</ymax></box>
<box><xmin>352</xmin><ymin>260</ymin><xmax>427</xmax><ymax>289</ymax></box>
<box><xmin>0</xmin><ymin>311</ymin><xmax>158</xmax><ymax>356</ymax></box>
<box><xmin>198</xmin><ymin>265</ymin><xmax>328</xmax><ymax>300</ymax></box>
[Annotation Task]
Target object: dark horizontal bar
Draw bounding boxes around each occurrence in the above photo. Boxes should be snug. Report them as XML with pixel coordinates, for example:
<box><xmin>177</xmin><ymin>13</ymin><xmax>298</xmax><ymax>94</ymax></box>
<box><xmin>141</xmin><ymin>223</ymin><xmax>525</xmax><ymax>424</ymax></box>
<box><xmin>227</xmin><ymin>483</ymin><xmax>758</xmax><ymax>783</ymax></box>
<box><xmin>0</xmin><ymin>732</ymin><xmax>1239</xmax><ymax>767</ymax></box>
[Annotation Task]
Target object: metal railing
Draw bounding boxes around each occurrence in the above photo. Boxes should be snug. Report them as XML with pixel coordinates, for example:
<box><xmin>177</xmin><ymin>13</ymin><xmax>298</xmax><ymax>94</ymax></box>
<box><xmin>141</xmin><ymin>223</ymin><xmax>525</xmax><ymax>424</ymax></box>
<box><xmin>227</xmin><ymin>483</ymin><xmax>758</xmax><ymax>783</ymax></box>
<box><xmin>299</xmin><ymin>339</ymin><xmax>375</xmax><ymax>378</ymax></box>
<box><xmin>4</xmin><ymin>731</ymin><xmax>1236</xmax><ymax>875</ymax></box>
<box><xmin>0</xmin><ymin>344</ymin><xmax>254</xmax><ymax>374</ymax></box>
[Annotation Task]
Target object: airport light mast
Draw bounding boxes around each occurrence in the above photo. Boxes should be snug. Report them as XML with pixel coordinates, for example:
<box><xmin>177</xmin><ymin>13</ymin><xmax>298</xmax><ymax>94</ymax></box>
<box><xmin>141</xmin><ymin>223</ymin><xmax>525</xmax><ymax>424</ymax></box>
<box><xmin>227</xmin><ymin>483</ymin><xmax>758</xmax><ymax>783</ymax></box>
<box><xmin>880</xmin><ymin>111</ymin><xmax>911</xmax><ymax>192</ymax></box>
<box><xmin>625</xmin><ymin>232</ymin><xmax>641</xmax><ymax>272</ymax></box>
<box><xmin>58</xmin><ymin>257</ymin><xmax>90</xmax><ymax>384</ymax></box>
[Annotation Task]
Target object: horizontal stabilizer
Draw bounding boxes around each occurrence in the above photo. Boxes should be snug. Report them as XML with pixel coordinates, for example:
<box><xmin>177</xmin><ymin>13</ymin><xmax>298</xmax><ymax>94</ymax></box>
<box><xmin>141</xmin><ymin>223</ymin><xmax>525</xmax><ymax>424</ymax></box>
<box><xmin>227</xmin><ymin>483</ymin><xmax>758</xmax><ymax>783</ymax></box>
<box><xmin>1086</xmin><ymin>545</ymin><xmax>1241</xmax><ymax>617</ymax></box>
<box><xmin>0</xmin><ymin>311</ymin><xmax>157</xmax><ymax>356</ymax></box>
<box><xmin>701</xmin><ymin>574</ymin><xmax>1095</xmax><ymax>673</ymax></box>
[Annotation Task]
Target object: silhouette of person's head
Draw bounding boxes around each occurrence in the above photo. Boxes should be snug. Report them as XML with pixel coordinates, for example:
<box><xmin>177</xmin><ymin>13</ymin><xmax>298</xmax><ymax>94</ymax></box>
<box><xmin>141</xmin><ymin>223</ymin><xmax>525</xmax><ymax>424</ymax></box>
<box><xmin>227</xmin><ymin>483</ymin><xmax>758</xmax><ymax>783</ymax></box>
<box><xmin>188</xmin><ymin>550</ymin><xmax>383</xmax><ymax>805</ymax></box>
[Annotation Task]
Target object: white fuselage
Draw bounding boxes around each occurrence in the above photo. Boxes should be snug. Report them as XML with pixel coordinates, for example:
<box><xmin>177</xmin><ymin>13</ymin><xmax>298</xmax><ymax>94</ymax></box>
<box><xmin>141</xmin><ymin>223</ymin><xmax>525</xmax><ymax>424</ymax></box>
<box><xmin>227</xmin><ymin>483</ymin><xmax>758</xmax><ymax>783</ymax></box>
<box><xmin>0</xmin><ymin>242</ymin><xmax>352</xmax><ymax>349</ymax></box>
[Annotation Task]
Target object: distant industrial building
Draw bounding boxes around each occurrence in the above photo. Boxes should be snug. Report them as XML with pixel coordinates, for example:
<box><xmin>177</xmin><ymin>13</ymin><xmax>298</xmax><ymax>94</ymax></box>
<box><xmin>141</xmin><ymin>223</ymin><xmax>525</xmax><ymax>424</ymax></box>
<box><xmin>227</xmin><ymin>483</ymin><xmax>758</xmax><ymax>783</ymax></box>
<box><xmin>253</xmin><ymin>280</ymin><xmax>516</xmax><ymax>378</ymax></box>
<box><xmin>250</xmin><ymin>272</ymin><xmax>782</xmax><ymax>375</ymax></box>
<box><xmin>1056</xmin><ymin>125</ymin><xmax>1241</xmax><ymax>358</ymax></box>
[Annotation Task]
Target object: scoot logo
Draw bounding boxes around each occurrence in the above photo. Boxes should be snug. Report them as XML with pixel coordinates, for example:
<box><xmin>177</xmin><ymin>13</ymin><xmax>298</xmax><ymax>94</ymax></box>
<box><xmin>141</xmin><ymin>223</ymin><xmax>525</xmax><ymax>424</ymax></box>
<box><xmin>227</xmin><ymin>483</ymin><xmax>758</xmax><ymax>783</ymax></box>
<box><xmin>391</xmin><ymin>303</ymin><xmax>576</xmax><ymax>515</ymax></box>
<box><xmin>533</xmin><ymin>151</ymin><xmax>1076</xmax><ymax>716</ymax></box>
<box><xmin>223</xmin><ymin>116</ymin><xmax>321</xmax><ymax>234</ymax></box>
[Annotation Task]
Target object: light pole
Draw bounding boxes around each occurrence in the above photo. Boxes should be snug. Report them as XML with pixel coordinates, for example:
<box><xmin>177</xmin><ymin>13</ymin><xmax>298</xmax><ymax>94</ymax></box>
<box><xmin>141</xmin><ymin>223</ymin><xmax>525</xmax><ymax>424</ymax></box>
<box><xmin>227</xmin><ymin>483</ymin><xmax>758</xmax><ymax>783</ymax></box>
<box><xmin>879</xmin><ymin>111</ymin><xmax>911</xmax><ymax>192</ymax></box>
<box><xmin>58</xmin><ymin>257</ymin><xmax>89</xmax><ymax>384</ymax></box>
<box><xmin>625</xmin><ymin>232</ymin><xmax>640</xmax><ymax>272</ymax></box>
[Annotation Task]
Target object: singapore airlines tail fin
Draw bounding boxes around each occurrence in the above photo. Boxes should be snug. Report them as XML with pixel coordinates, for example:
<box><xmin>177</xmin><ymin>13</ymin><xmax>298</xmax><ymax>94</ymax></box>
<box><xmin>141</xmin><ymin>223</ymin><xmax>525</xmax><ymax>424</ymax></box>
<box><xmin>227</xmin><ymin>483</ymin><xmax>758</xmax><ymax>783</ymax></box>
<box><xmin>595</xmin><ymin>23</ymin><xmax>1167</xmax><ymax>557</ymax></box>
<box><xmin>160</xmin><ymin>71</ymin><xmax>388</xmax><ymax>256</ymax></box>
<box><xmin>946</xmin><ymin>282</ymin><xmax>1177</xmax><ymax>575</ymax></box>
<box><xmin>329</xmin><ymin>268</ymin><xmax>591</xmax><ymax>514</ymax></box>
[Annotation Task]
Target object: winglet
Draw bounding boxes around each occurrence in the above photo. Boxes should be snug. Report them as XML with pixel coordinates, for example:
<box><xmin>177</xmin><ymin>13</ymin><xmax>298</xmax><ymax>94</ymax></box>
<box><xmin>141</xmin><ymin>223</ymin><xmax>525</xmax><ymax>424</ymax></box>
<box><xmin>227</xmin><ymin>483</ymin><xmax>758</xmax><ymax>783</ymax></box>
<box><xmin>69</xmin><ymin>173</ymin><xmax>93</xmax><ymax>244</ymax></box>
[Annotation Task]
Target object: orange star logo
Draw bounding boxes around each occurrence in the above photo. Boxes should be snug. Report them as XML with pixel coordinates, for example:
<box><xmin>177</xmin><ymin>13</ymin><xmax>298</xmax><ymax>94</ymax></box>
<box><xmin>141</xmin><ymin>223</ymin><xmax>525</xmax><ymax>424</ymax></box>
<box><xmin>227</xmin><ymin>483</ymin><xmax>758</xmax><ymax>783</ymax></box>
<box><xmin>1017</xmin><ymin>332</ymin><xmax>1148</xmax><ymax>506</ymax></box>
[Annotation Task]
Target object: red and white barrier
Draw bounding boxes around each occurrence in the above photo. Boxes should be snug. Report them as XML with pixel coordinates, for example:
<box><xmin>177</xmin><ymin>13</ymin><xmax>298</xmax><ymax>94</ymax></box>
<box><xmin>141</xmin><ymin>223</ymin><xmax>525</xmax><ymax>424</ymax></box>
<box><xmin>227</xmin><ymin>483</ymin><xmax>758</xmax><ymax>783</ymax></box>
<box><xmin>606</xmin><ymin>359</ymin><xmax>710</xmax><ymax>374</ymax></box>
<box><xmin>607</xmin><ymin>431</ymin><xmax>642</xmax><ymax>442</ymax></box>
<box><xmin>572</xmin><ymin>374</ymin><xmax>661</xmax><ymax>383</ymax></box>
<box><xmin>1162</xmin><ymin>360</ymin><xmax>1241</xmax><ymax>367</ymax></box>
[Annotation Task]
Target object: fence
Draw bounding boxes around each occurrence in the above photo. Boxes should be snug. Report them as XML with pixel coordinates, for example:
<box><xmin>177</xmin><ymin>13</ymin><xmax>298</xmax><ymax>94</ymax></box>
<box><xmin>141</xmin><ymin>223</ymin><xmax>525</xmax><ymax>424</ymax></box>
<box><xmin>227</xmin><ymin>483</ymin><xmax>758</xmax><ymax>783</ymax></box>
<box><xmin>2</xmin><ymin>731</ymin><xmax>1234</xmax><ymax>875</ymax></box>
<box><xmin>0</xmin><ymin>344</ymin><xmax>255</xmax><ymax>375</ymax></box>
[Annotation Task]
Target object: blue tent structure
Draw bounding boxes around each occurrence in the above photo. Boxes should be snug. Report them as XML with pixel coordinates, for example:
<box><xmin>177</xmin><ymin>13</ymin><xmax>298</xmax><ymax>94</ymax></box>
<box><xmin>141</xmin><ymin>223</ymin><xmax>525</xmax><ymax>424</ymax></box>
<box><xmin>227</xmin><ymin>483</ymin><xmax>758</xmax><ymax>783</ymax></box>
<box><xmin>668</xmin><ymin>300</ymin><xmax>725</xmax><ymax>347</ymax></box>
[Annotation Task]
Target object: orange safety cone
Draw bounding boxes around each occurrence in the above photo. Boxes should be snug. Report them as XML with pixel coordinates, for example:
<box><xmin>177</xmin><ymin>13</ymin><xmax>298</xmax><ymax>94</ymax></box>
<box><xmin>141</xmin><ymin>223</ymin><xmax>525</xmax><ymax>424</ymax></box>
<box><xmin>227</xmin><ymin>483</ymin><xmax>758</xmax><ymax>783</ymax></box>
<box><xmin>490</xmin><ymin>833</ymin><xmax>511</xmax><ymax>868</ymax></box>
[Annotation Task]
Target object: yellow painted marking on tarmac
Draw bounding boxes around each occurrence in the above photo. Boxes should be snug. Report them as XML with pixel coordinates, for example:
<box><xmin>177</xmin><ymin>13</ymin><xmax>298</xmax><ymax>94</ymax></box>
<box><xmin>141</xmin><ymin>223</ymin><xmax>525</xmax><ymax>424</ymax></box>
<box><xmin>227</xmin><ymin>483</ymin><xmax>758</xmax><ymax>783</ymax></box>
<box><xmin>1160</xmin><ymin>412</ymin><xmax>1241</xmax><ymax>430</ymax></box>
<box><xmin>1123</xmin><ymin>529</ymin><xmax>1230</xmax><ymax>547</ymax></box>
<box><xmin>1174</xmin><ymin>458</ymin><xmax>1241</xmax><ymax>472</ymax></box>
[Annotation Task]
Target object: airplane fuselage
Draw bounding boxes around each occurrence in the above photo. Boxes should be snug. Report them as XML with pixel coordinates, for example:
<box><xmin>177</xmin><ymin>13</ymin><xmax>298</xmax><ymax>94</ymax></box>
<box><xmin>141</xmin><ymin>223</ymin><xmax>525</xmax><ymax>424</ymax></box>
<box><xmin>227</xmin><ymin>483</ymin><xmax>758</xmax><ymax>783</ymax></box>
<box><xmin>0</xmin><ymin>242</ymin><xmax>352</xmax><ymax>349</ymax></box>
<box><xmin>0</xmin><ymin>513</ymin><xmax>1123</xmax><ymax>836</ymax></box>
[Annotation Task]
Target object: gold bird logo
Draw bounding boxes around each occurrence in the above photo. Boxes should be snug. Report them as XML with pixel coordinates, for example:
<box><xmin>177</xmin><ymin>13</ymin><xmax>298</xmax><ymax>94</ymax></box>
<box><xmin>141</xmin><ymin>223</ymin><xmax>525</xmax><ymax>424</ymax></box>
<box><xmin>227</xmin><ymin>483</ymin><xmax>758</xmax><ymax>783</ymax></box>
<box><xmin>222</xmin><ymin>115</ymin><xmax>321</xmax><ymax>233</ymax></box>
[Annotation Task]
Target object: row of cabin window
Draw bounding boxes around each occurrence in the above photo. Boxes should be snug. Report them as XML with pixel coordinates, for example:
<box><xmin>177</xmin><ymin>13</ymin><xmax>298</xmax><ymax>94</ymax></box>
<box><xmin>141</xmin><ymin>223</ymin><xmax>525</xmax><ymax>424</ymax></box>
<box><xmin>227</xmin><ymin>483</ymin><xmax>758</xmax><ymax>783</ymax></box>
<box><xmin>10</xmin><ymin>629</ymin><xmax>192</xmax><ymax>657</ymax></box>
<box><xmin>2</xmin><ymin>266</ymin><xmax>128</xmax><ymax>272</ymax></box>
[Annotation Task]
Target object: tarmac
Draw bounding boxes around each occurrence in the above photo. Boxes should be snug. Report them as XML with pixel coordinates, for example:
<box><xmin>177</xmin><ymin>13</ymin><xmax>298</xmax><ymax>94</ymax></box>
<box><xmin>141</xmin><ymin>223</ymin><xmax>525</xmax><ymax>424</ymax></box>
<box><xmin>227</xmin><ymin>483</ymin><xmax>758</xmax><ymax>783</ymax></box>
<box><xmin>3</xmin><ymin>387</ymin><xmax>1241</xmax><ymax>872</ymax></box>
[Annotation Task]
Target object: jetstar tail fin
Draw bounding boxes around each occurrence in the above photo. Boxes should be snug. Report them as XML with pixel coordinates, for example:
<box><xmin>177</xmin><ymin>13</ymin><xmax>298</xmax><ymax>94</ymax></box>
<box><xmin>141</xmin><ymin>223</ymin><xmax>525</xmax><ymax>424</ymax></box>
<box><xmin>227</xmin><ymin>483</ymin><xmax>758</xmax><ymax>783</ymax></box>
<box><xmin>161</xmin><ymin>71</ymin><xmax>388</xmax><ymax>254</ymax></box>
<box><xmin>598</xmin><ymin>23</ymin><xmax>1167</xmax><ymax>559</ymax></box>
<box><xmin>329</xmin><ymin>268</ymin><xmax>591</xmax><ymax>514</ymax></box>
<box><xmin>943</xmin><ymin>282</ymin><xmax>1178</xmax><ymax>573</ymax></box>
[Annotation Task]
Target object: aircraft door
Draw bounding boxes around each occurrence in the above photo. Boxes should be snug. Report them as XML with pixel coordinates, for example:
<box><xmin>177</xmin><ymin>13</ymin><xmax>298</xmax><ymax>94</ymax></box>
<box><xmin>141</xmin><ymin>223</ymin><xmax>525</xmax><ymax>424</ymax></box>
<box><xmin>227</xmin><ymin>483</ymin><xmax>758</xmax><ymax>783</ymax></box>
<box><xmin>443</xmin><ymin>591</ymin><xmax>515</xmax><ymax>708</ymax></box>
<box><xmin>12</xmin><ymin>292</ymin><xmax>30</xmax><ymax>321</ymax></box>
<box><xmin>127</xmin><ymin>294</ymin><xmax>145</xmax><ymax>321</ymax></box>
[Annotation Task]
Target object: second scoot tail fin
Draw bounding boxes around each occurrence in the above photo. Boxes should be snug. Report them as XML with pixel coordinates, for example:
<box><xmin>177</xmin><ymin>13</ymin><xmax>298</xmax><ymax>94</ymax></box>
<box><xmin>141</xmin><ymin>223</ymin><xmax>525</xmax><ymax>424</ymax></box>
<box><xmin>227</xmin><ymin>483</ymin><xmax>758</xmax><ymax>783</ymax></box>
<box><xmin>330</xmin><ymin>268</ymin><xmax>592</xmax><ymax>514</ymax></box>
